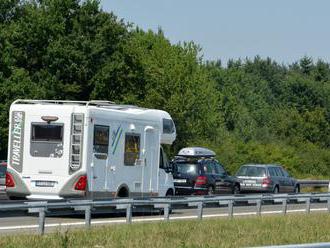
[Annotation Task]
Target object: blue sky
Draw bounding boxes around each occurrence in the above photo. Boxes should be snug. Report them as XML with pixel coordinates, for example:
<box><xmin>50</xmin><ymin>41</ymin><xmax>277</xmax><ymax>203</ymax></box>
<box><xmin>100</xmin><ymin>0</ymin><xmax>330</xmax><ymax>64</ymax></box>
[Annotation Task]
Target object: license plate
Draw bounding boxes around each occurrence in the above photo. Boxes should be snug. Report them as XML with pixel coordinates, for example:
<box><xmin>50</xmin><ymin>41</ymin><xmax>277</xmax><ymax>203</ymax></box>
<box><xmin>244</xmin><ymin>183</ymin><xmax>261</xmax><ymax>187</ymax></box>
<box><xmin>35</xmin><ymin>181</ymin><xmax>56</xmax><ymax>187</ymax></box>
<box><xmin>244</xmin><ymin>180</ymin><xmax>256</xmax><ymax>184</ymax></box>
<box><xmin>174</xmin><ymin>179</ymin><xmax>187</xmax><ymax>183</ymax></box>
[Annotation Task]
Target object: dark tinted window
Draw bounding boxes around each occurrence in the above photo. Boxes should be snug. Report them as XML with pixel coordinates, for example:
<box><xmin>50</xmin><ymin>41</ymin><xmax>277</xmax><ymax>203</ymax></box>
<box><xmin>175</xmin><ymin>163</ymin><xmax>198</xmax><ymax>175</ymax></box>
<box><xmin>215</xmin><ymin>163</ymin><xmax>226</xmax><ymax>175</ymax></box>
<box><xmin>32</xmin><ymin>124</ymin><xmax>63</xmax><ymax>142</ymax></box>
<box><xmin>280</xmin><ymin>167</ymin><xmax>290</xmax><ymax>177</ymax></box>
<box><xmin>93</xmin><ymin>125</ymin><xmax>109</xmax><ymax>157</ymax></box>
<box><xmin>236</xmin><ymin>166</ymin><xmax>266</xmax><ymax>177</ymax></box>
<box><xmin>124</xmin><ymin>133</ymin><xmax>140</xmax><ymax>166</ymax></box>
<box><xmin>274</xmin><ymin>167</ymin><xmax>284</xmax><ymax>177</ymax></box>
<box><xmin>163</xmin><ymin>119</ymin><xmax>175</xmax><ymax>134</ymax></box>
<box><xmin>268</xmin><ymin>167</ymin><xmax>277</xmax><ymax>177</ymax></box>
<box><xmin>203</xmin><ymin>162</ymin><xmax>216</xmax><ymax>174</ymax></box>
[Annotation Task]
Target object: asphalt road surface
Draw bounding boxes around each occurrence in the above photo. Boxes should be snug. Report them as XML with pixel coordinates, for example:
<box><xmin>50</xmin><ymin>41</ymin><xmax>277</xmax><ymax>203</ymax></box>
<box><xmin>0</xmin><ymin>200</ymin><xmax>327</xmax><ymax>235</ymax></box>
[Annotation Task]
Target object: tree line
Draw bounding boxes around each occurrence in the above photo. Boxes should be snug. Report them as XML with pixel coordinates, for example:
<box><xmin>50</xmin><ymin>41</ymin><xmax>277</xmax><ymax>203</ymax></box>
<box><xmin>0</xmin><ymin>0</ymin><xmax>329</xmax><ymax>177</ymax></box>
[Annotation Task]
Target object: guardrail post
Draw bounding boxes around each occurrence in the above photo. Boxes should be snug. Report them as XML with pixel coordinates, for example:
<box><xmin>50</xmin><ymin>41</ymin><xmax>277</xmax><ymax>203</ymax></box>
<box><xmin>85</xmin><ymin>205</ymin><xmax>92</xmax><ymax>228</ymax></box>
<box><xmin>154</xmin><ymin>203</ymin><xmax>171</xmax><ymax>221</ymax></box>
<box><xmin>282</xmin><ymin>199</ymin><xmax>287</xmax><ymax>215</ymax></box>
<box><xmin>256</xmin><ymin>199</ymin><xmax>262</xmax><ymax>216</ymax></box>
<box><xmin>306</xmin><ymin>198</ymin><xmax>311</xmax><ymax>214</ymax></box>
<box><xmin>28</xmin><ymin>202</ymin><xmax>47</xmax><ymax>235</ymax></box>
<box><xmin>327</xmin><ymin>197</ymin><xmax>330</xmax><ymax>213</ymax></box>
<box><xmin>197</xmin><ymin>202</ymin><xmax>203</xmax><ymax>220</ymax></box>
<box><xmin>188</xmin><ymin>201</ymin><xmax>204</xmax><ymax>220</ymax></box>
<box><xmin>163</xmin><ymin>204</ymin><xmax>170</xmax><ymax>221</ymax></box>
<box><xmin>228</xmin><ymin>200</ymin><xmax>233</xmax><ymax>218</ymax></box>
<box><xmin>38</xmin><ymin>207</ymin><xmax>46</xmax><ymax>235</ymax></box>
<box><xmin>73</xmin><ymin>201</ymin><xmax>93</xmax><ymax>228</ymax></box>
<box><xmin>126</xmin><ymin>204</ymin><xmax>132</xmax><ymax>224</ymax></box>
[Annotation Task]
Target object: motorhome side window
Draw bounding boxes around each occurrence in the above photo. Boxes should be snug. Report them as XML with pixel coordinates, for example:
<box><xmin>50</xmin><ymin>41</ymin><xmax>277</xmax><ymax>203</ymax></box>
<box><xmin>124</xmin><ymin>133</ymin><xmax>140</xmax><ymax>166</ymax></box>
<box><xmin>93</xmin><ymin>125</ymin><xmax>109</xmax><ymax>159</ymax></box>
<box><xmin>163</xmin><ymin>118</ymin><xmax>175</xmax><ymax>134</ymax></box>
<box><xmin>30</xmin><ymin>123</ymin><xmax>64</xmax><ymax>158</ymax></box>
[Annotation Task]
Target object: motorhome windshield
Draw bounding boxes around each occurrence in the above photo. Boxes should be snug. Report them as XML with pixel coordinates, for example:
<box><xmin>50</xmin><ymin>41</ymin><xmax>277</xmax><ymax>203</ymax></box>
<box><xmin>31</xmin><ymin>124</ymin><xmax>63</xmax><ymax>142</ymax></box>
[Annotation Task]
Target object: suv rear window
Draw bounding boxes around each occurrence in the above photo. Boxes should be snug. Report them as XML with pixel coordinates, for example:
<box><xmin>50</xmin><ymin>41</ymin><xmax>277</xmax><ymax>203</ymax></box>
<box><xmin>236</xmin><ymin>166</ymin><xmax>266</xmax><ymax>177</ymax></box>
<box><xmin>175</xmin><ymin>163</ymin><xmax>198</xmax><ymax>175</ymax></box>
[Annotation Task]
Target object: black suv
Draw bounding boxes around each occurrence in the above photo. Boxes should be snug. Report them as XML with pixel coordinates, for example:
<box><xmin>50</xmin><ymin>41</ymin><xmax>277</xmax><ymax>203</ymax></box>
<box><xmin>172</xmin><ymin>147</ymin><xmax>240</xmax><ymax>195</ymax></box>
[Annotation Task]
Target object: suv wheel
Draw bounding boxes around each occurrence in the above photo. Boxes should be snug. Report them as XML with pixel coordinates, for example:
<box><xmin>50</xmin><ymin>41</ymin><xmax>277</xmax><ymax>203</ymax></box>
<box><xmin>207</xmin><ymin>186</ymin><xmax>215</xmax><ymax>195</ymax></box>
<box><xmin>233</xmin><ymin>184</ymin><xmax>240</xmax><ymax>195</ymax></box>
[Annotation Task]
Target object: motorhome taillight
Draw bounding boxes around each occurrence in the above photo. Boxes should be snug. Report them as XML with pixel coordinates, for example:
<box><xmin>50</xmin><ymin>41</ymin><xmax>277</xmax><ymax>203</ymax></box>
<box><xmin>195</xmin><ymin>176</ymin><xmax>207</xmax><ymax>186</ymax></box>
<box><xmin>74</xmin><ymin>175</ymin><xmax>87</xmax><ymax>191</ymax></box>
<box><xmin>6</xmin><ymin>172</ymin><xmax>15</xmax><ymax>187</ymax></box>
<box><xmin>262</xmin><ymin>177</ymin><xmax>272</xmax><ymax>185</ymax></box>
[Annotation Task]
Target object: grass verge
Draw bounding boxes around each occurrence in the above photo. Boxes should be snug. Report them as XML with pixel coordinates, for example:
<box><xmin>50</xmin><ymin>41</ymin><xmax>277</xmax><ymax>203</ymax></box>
<box><xmin>1</xmin><ymin>213</ymin><xmax>330</xmax><ymax>248</ymax></box>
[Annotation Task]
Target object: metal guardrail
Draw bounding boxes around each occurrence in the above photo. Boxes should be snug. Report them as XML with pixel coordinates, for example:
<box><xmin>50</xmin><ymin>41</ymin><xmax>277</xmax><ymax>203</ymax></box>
<box><xmin>298</xmin><ymin>180</ymin><xmax>330</xmax><ymax>188</ymax></box>
<box><xmin>0</xmin><ymin>193</ymin><xmax>330</xmax><ymax>235</ymax></box>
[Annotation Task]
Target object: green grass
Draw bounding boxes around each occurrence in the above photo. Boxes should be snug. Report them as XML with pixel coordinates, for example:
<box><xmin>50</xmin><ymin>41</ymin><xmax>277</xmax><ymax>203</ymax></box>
<box><xmin>1</xmin><ymin>213</ymin><xmax>330</xmax><ymax>248</ymax></box>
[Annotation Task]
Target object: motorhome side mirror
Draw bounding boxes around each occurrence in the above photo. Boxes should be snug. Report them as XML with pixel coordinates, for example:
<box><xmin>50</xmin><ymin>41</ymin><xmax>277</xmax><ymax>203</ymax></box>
<box><xmin>165</xmin><ymin>162</ymin><xmax>174</xmax><ymax>173</ymax></box>
<box><xmin>164</xmin><ymin>166</ymin><xmax>173</xmax><ymax>173</ymax></box>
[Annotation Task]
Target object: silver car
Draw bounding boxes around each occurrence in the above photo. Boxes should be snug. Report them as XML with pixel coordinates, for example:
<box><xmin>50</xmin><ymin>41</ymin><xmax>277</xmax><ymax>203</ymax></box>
<box><xmin>236</xmin><ymin>164</ymin><xmax>300</xmax><ymax>193</ymax></box>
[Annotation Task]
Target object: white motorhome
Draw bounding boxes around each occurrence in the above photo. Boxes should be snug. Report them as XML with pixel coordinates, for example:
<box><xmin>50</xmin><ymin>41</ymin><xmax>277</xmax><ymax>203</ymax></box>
<box><xmin>6</xmin><ymin>100</ymin><xmax>176</xmax><ymax>200</ymax></box>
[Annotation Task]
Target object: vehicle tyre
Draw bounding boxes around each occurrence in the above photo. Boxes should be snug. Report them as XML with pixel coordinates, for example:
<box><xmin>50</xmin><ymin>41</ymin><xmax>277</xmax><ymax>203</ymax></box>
<box><xmin>233</xmin><ymin>184</ymin><xmax>240</xmax><ymax>195</ymax></box>
<box><xmin>207</xmin><ymin>186</ymin><xmax>215</xmax><ymax>195</ymax></box>
<box><xmin>165</xmin><ymin>189</ymin><xmax>174</xmax><ymax>197</ymax></box>
<box><xmin>273</xmin><ymin>186</ymin><xmax>279</xmax><ymax>194</ymax></box>
<box><xmin>294</xmin><ymin>185</ymin><xmax>300</xmax><ymax>194</ymax></box>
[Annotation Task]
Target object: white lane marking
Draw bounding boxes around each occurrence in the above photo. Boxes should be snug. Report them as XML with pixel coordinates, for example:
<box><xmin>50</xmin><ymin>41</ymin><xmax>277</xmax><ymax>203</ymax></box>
<box><xmin>0</xmin><ymin>208</ymin><xmax>327</xmax><ymax>231</ymax></box>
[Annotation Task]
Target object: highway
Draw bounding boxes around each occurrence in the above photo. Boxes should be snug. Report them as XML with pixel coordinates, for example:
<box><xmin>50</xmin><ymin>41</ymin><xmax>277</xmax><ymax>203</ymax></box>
<box><xmin>0</xmin><ymin>192</ymin><xmax>328</xmax><ymax>235</ymax></box>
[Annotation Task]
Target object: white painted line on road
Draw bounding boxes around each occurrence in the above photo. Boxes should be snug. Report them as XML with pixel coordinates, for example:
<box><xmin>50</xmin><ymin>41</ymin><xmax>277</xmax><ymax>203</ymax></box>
<box><xmin>0</xmin><ymin>207</ymin><xmax>327</xmax><ymax>232</ymax></box>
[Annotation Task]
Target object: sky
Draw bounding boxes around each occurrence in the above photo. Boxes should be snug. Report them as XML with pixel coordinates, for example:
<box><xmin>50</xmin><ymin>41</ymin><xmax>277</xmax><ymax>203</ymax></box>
<box><xmin>100</xmin><ymin>0</ymin><xmax>330</xmax><ymax>65</ymax></box>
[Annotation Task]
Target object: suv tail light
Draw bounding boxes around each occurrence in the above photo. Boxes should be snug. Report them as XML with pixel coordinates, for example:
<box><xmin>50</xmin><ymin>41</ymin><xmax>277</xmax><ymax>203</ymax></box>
<box><xmin>6</xmin><ymin>172</ymin><xmax>15</xmax><ymax>187</ymax></box>
<box><xmin>262</xmin><ymin>177</ymin><xmax>272</xmax><ymax>185</ymax></box>
<box><xmin>74</xmin><ymin>175</ymin><xmax>87</xmax><ymax>191</ymax></box>
<box><xmin>195</xmin><ymin>176</ymin><xmax>207</xmax><ymax>186</ymax></box>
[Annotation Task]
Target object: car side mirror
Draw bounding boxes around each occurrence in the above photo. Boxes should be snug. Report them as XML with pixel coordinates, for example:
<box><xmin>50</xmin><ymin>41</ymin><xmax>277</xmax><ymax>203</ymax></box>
<box><xmin>165</xmin><ymin>166</ymin><xmax>173</xmax><ymax>173</ymax></box>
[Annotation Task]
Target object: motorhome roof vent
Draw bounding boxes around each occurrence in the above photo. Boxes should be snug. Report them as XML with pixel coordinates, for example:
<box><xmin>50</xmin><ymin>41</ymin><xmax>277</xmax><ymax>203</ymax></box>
<box><xmin>177</xmin><ymin>147</ymin><xmax>216</xmax><ymax>158</ymax></box>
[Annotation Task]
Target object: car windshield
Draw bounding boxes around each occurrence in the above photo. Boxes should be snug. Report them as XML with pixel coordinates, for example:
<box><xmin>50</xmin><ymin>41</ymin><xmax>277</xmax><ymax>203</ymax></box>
<box><xmin>175</xmin><ymin>163</ymin><xmax>198</xmax><ymax>175</ymax></box>
<box><xmin>236</xmin><ymin>166</ymin><xmax>266</xmax><ymax>177</ymax></box>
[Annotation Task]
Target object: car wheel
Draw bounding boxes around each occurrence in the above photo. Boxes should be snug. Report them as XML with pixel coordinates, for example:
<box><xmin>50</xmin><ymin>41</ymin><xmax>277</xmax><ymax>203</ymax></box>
<box><xmin>273</xmin><ymin>186</ymin><xmax>279</xmax><ymax>194</ymax></box>
<box><xmin>233</xmin><ymin>184</ymin><xmax>240</xmax><ymax>195</ymax></box>
<box><xmin>207</xmin><ymin>186</ymin><xmax>215</xmax><ymax>195</ymax></box>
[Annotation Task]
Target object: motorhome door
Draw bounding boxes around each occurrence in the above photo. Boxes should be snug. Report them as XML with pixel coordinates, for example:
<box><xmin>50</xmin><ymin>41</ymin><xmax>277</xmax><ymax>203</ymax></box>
<box><xmin>91</xmin><ymin>125</ymin><xmax>109</xmax><ymax>193</ymax></box>
<box><xmin>143</xmin><ymin>126</ymin><xmax>159</xmax><ymax>194</ymax></box>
